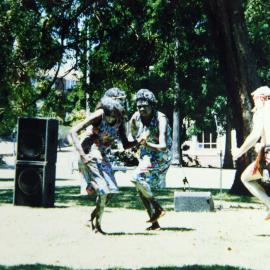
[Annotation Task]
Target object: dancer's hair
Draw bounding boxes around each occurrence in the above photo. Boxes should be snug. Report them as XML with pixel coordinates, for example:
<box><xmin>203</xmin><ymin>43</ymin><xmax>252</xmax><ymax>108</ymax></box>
<box><xmin>135</xmin><ymin>89</ymin><xmax>157</xmax><ymax>105</ymax></box>
<box><xmin>96</xmin><ymin>87</ymin><xmax>126</xmax><ymax>110</ymax></box>
<box><xmin>100</xmin><ymin>96</ymin><xmax>124</xmax><ymax>119</ymax></box>
<box><xmin>104</xmin><ymin>87</ymin><xmax>126</xmax><ymax>99</ymax></box>
<box><xmin>81</xmin><ymin>96</ymin><xmax>124</xmax><ymax>153</ymax></box>
<box><xmin>253</xmin><ymin>145</ymin><xmax>270</xmax><ymax>175</ymax></box>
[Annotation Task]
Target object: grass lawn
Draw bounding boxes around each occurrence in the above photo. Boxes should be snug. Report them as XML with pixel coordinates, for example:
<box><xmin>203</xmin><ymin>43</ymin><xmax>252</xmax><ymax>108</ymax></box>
<box><xmin>0</xmin><ymin>183</ymin><xmax>260</xmax><ymax>208</ymax></box>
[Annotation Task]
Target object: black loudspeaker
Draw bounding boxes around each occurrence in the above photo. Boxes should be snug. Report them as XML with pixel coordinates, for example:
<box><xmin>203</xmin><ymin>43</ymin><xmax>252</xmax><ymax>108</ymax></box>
<box><xmin>17</xmin><ymin>117</ymin><xmax>58</xmax><ymax>163</ymax></box>
<box><xmin>14</xmin><ymin>162</ymin><xmax>56</xmax><ymax>207</ymax></box>
<box><xmin>14</xmin><ymin>117</ymin><xmax>58</xmax><ymax>207</ymax></box>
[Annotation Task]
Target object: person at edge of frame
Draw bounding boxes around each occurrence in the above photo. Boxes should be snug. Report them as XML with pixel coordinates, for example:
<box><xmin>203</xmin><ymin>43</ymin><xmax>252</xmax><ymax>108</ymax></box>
<box><xmin>232</xmin><ymin>85</ymin><xmax>270</xmax><ymax>220</ymax></box>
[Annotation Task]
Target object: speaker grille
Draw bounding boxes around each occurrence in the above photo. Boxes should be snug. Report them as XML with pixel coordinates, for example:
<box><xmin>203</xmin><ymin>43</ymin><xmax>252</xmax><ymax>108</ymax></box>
<box><xmin>19</xmin><ymin>131</ymin><xmax>45</xmax><ymax>159</ymax></box>
<box><xmin>18</xmin><ymin>168</ymin><xmax>42</xmax><ymax>196</ymax></box>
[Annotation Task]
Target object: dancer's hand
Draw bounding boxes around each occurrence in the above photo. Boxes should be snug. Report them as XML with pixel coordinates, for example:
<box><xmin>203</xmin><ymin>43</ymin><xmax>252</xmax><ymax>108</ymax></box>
<box><xmin>231</xmin><ymin>147</ymin><xmax>241</xmax><ymax>160</ymax></box>
<box><xmin>255</xmin><ymin>142</ymin><xmax>263</xmax><ymax>153</ymax></box>
<box><xmin>137</xmin><ymin>137</ymin><xmax>146</xmax><ymax>146</ymax></box>
<box><xmin>90</xmin><ymin>149</ymin><xmax>103</xmax><ymax>161</ymax></box>
<box><xmin>80</xmin><ymin>154</ymin><xmax>91</xmax><ymax>164</ymax></box>
<box><xmin>81</xmin><ymin>150</ymin><xmax>103</xmax><ymax>164</ymax></box>
<box><xmin>137</xmin><ymin>130</ymin><xmax>150</xmax><ymax>145</ymax></box>
<box><xmin>262</xmin><ymin>169</ymin><xmax>270</xmax><ymax>183</ymax></box>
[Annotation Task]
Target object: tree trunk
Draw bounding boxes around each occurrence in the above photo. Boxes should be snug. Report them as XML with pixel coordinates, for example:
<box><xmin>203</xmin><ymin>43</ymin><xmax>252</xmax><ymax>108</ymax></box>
<box><xmin>205</xmin><ymin>0</ymin><xmax>261</xmax><ymax>194</ymax></box>
<box><xmin>171</xmin><ymin>33</ymin><xmax>182</xmax><ymax>166</ymax></box>
<box><xmin>222</xmin><ymin>116</ymin><xmax>234</xmax><ymax>169</ymax></box>
<box><xmin>172</xmin><ymin>104</ymin><xmax>181</xmax><ymax>165</ymax></box>
<box><xmin>81</xmin><ymin>20</ymin><xmax>91</xmax><ymax>115</ymax></box>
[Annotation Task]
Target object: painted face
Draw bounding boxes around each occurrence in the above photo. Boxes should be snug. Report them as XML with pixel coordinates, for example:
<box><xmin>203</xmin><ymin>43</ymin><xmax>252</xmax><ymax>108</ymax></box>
<box><xmin>104</xmin><ymin>112</ymin><xmax>118</xmax><ymax>125</ymax></box>
<box><xmin>253</xmin><ymin>95</ymin><xmax>265</xmax><ymax>110</ymax></box>
<box><xmin>136</xmin><ymin>99</ymin><xmax>153</xmax><ymax>118</ymax></box>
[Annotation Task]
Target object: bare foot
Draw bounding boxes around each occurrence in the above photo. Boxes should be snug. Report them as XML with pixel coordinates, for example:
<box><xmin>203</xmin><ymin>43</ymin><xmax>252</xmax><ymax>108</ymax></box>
<box><xmin>95</xmin><ymin>223</ymin><xmax>106</xmax><ymax>235</ymax></box>
<box><xmin>146</xmin><ymin>223</ymin><xmax>161</xmax><ymax>231</ymax></box>
<box><xmin>147</xmin><ymin>210</ymin><xmax>166</xmax><ymax>223</ymax></box>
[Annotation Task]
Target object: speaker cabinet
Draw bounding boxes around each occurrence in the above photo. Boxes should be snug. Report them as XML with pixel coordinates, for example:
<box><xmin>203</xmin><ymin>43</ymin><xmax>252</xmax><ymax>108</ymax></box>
<box><xmin>14</xmin><ymin>117</ymin><xmax>58</xmax><ymax>207</ymax></box>
<box><xmin>17</xmin><ymin>117</ymin><xmax>58</xmax><ymax>163</ymax></box>
<box><xmin>14</xmin><ymin>162</ymin><xmax>56</xmax><ymax>207</ymax></box>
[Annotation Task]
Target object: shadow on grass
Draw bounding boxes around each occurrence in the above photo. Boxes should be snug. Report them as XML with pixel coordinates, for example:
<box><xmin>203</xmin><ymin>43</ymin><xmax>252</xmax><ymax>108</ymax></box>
<box><xmin>160</xmin><ymin>227</ymin><xmax>194</xmax><ymax>232</ymax></box>
<box><xmin>0</xmin><ymin>264</ymin><xmax>253</xmax><ymax>270</ymax></box>
<box><xmin>0</xmin><ymin>178</ymin><xmax>14</xmax><ymax>181</ymax></box>
<box><xmin>106</xmin><ymin>232</ymin><xmax>156</xmax><ymax>236</ymax></box>
<box><xmin>0</xmin><ymin>165</ymin><xmax>15</xmax><ymax>169</ymax></box>
<box><xmin>257</xmin><ymin>234</ymin><xmax>270</xmax><ymax>237</ymax></box>
<box><xmin>0</xmin><ymin>185</ymin><xmax>259</xmax><ymax>209</ymax></box>
<box><xmin>0</xmin><ymin>189</ymin><xmax>13</xmax><ymax>204</ymax></box>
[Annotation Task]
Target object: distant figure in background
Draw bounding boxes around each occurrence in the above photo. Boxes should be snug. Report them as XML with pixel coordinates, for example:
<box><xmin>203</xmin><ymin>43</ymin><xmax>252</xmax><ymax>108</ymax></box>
<box><xmin>129</xmin><ymin>89</ymin><xmax>172</xmax><ymax>230</ymax></box>
<box><xmin>232</xmin><ymin>86</ymin><xmax>270</xmax><ymax>220</ymax></box>
<box><xmin>70</xmin><ymin>93</ymin><xmax>139</xmax><ymax>234</ymax></box>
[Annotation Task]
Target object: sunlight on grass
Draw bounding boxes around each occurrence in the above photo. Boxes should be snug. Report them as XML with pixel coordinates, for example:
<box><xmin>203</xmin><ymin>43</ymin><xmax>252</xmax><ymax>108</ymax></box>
<box><xmin>0</xmin><ymin>189</ymin><xmax>13</xmax><ymax>204</ymax></box>
<box><xmin>213</xmin><ymin>192</ymin><xmax>259</xmax><ymax>204</ymax></box>
<box><xmin>0</xmin><ymin>182</ymin><xmax>262</xmax><ymax>209</ymax></box>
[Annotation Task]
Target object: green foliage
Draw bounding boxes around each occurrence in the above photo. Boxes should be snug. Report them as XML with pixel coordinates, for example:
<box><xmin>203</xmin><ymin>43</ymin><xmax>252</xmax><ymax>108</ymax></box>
<box><xmin>245</xmin><ymin>0</ymin><xmax>270</xmax><ymax>82</ymax></box>
<box><xmin>1</xmin><ymin>0</ymin><xmax>269</xmax><ymax>139</ymax></box>
<box><xmin>75</xmin><ymin>0</ymin><xmax>229</xmax><ymax>135</ymax></box>
<box><xmin>0</xmin><ymin>0</ymin><xmax>233</xmax><ymax>135</ymax></box>
<box><xmin>0</xmin><ymin>0</ymin><xmax>86</xmax><ymax>135</ymax></box>
<box><xmin>64</xmin><ymin>109</ymin><xmax>86</xmax><ymax>126</ymax></box>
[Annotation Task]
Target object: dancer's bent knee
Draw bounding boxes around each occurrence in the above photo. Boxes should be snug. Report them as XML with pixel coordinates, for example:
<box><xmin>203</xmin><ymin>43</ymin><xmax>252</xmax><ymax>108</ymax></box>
<box><xmin>241</xmin><ymin>162</ymin><xmax>262</xmax><ymax>183</ymax></box>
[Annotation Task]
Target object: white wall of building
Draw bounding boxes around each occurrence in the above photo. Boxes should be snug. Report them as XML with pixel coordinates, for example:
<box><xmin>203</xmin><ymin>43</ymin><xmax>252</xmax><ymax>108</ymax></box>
<box><xmin>183</xmin><ymin>130</ymin><xmax>236</xmax><ymax>168</ymax></box>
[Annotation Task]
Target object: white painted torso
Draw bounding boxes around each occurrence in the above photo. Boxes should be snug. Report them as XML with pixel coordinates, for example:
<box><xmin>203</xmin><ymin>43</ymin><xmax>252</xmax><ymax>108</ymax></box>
<box><xmin>254</xmin><ymin>102</ymin><xmax>270</xmax><ymax>145</ymax></box>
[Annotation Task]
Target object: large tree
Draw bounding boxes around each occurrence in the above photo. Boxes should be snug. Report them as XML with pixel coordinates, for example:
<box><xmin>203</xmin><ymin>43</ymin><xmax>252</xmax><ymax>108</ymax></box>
<box><xmin>205</xmin><ymin>0</ymin><xmax>261</xmax><ymax>194</ymax></box>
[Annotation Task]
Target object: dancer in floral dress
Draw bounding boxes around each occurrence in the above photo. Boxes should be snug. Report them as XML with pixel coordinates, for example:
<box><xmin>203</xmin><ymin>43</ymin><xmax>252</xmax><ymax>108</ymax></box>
<box><xmin>129</xmin><ymin>89</ymin><xmax>172</xmax><ymax>230</ymax></box>
<box><xmin>70</xmin><ymin>94</ymin><xmax>138</xmax><ymax>234</ymax></box>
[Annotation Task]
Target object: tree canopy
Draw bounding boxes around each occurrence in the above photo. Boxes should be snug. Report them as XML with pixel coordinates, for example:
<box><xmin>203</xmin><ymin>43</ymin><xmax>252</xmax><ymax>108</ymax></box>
<box><xmin>1</xmin><ymin>0</ymin><xmax>270</xmax><ymax>193</ymax></box>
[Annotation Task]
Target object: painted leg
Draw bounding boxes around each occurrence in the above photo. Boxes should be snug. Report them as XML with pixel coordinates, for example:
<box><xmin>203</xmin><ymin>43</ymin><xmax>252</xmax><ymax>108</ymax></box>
<box><xmin>243</xmin><ymin>180</ymin><xmax>270</xmax><ymax>219</ymax></box>
<box><xmin>241</xmin><ymin>162</ymin><xmax>270</xmax><ymax>220</ymax></box>
<box><xmin>133</xmin><ymin>180</ymin><xmax>162</xmax><ymax>230</ymax></box>
<box><xmin>138</xmin><ymin>191</ymin><xmax>154</xmax><ymax>219</ymax></box>
<box><xmin>147</xmin><ymin>198</ymin><xmax>165</xmax><ymax>223</ymax></box>
<box><xmin>106</xmin><ymin>194</ymin><xmax>114</xmax><ymax>205</ymax></box>
<box><xmin>95</xmin><ymin>195</ymin><xmax>107</xmax><ymax>234</ymax></box>
<box><xmin>138</xmin><ymin>191</ymin><xmax>162</xmax><ymax>230</ymax></box>
<box><xmin>89</xmin><ymin>194</ymin><xmax>113</xmax><ymax>231</ymax></box>
<box><xmin>89</xmin><ymin>207</ymin><xmax>97</xmax><ymax>230</ymax></box>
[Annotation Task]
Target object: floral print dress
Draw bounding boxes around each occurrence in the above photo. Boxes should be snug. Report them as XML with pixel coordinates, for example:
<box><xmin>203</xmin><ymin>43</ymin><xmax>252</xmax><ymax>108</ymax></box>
<box><xmin>131</xmin><ymin>111</ymin><xmax>172</xmax><ymax>196</ymax></box>
<box><xmin>78</xmin><ymin>114</ymin><xmax>121</xmax><ymax>195</ymax></box>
